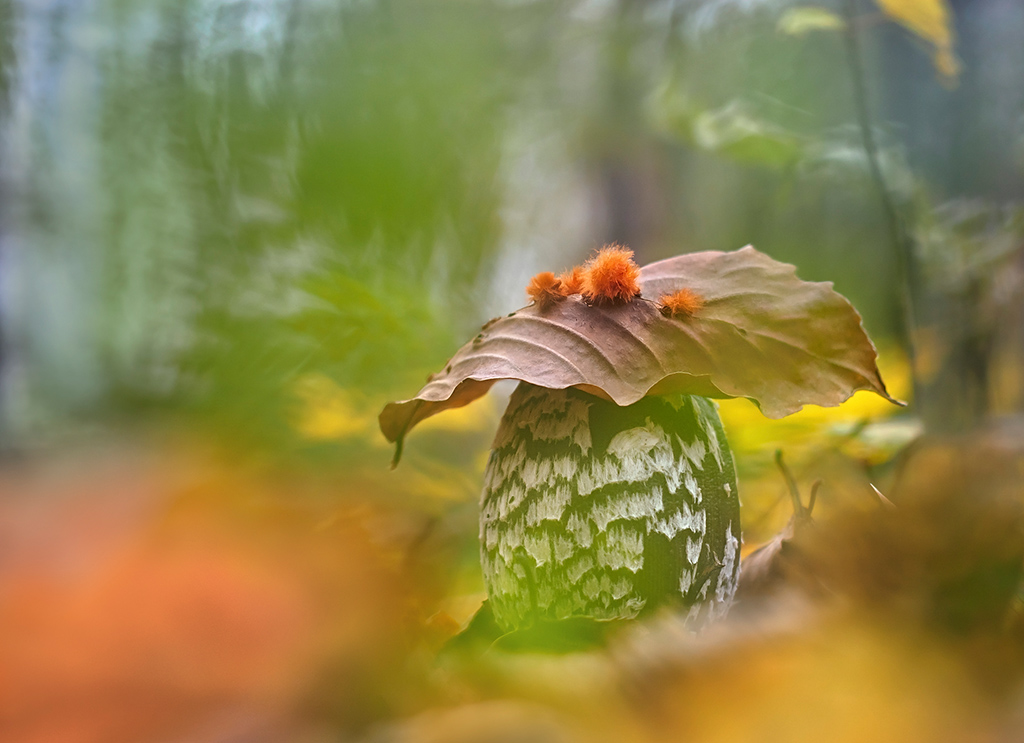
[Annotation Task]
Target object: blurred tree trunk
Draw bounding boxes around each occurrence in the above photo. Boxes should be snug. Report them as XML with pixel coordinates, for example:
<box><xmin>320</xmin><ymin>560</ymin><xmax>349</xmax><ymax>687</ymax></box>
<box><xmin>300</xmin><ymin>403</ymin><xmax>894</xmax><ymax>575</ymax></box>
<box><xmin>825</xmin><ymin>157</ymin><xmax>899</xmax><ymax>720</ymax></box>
<box><xmin>881</xmin><ymin>0</ymin><xmax>1024</xmax><ymax>431</ymax></box>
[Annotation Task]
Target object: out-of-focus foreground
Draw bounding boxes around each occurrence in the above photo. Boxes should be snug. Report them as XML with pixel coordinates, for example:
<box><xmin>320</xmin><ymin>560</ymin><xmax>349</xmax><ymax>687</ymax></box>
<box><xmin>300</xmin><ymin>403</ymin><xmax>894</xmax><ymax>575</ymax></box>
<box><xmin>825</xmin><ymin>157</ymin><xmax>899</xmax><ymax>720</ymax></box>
<box><xmin>2</xmin><ymin>1</ymin><xmax>1024</xmax><ymax>741</ymax></box>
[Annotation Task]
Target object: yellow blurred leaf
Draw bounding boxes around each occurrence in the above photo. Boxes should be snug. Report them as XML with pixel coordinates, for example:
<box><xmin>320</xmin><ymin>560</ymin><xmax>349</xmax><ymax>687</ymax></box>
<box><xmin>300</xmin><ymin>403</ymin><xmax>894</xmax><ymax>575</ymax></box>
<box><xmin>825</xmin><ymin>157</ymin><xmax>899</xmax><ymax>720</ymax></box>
<box><xmin>876</xmin><ymin>0</ymin><xmax>953</xmax><ymax>47</ymax></box>
<box><xmin>875</xmin><ymin>0</ymin><xmax>961</xmax><ymax>85</ymax></box>
<box><xmin>291</xmin><ymin>373</ymin><xmax>380</xmax><ymax>441</ymax></box>
<box><xmin>933</xmin><ymin>46</ymin><xmax>961</xmax><ymax>83</ymax></box>
<box><xmin>777</xmin><ymin>7</ymin><xmax>846</xmax><ymax>36</ymax></box>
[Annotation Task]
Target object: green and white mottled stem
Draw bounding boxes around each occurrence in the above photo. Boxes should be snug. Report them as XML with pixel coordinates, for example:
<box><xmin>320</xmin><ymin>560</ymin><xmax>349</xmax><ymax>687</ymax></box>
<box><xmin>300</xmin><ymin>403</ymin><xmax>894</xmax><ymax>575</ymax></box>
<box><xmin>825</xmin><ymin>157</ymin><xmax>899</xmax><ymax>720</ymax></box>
<box><xmin>480</xmin><ymin>383</ymin><xmax>741</xmax><ymax>632</ymax></box>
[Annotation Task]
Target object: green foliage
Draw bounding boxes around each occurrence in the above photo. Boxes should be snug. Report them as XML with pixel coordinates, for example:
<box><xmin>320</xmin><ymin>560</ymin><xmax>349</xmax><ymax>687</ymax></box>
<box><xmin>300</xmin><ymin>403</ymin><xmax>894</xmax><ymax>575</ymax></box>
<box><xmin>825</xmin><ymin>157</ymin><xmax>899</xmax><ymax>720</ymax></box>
<box><xmin>3</xmin><ymin>1</ymin><xmax>1024</xmax><ymax>741</ymax></box>
<box><xmin>70</xmin><ymin>0</ymin><xmax>558</xmax><ymax>450</ymax></box>
<box><xmin>777</xmin><ymin>7</ymin><xmax>846</xmax><ymax>36</ymax></box>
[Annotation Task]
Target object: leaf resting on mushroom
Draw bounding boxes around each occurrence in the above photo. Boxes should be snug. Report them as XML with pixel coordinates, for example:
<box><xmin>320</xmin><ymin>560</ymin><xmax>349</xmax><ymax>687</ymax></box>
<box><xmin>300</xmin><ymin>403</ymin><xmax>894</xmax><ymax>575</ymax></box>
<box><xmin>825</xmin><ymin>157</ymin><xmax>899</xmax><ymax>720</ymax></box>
<box><xmin>379</xmin><ymin>246</ymin><xmax>902</xmax><ymax>459</ymax></box>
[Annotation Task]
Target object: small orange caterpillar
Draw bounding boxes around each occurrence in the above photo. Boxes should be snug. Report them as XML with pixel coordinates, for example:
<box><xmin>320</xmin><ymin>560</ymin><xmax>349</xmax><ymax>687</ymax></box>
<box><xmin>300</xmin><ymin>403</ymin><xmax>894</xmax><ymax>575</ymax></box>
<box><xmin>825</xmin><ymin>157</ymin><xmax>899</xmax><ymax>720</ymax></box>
<box><xmin>527</xmin><ymin>245</ymin><xmax>644</xmax><ymax>309</ymax></box>
<box><xmin>526</xmin><ymin>271</ymin><xmax>564</xmax><ymax>310</ymax></box>
<box><xmin>659</xmin><ymin>288</ymin><xmax>705</xmax><ymax>318</ymax></box>
<box><xmin>557</xmin><ymin>265</ymin><xmax>585</xmax><ymax>296</ymax></box>
<box><xmin>582</xmin><ymin>245</ymin><xmax>641</xmax><ymax>305</ymax></box>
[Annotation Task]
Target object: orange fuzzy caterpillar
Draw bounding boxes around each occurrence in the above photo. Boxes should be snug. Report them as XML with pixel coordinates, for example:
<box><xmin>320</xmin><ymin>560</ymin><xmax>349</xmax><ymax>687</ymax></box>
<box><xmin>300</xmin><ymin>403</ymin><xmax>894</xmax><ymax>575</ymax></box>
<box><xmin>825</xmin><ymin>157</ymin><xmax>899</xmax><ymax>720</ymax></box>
<box><xmin>659</xmin><ymin>288</ymin><xmax>705</xmax><ymax>318</ymax></box>
<box><xmin>526</xmin><ymin>271</ymin><xmax>564</xmax><ymax>310</ymax></box>
<box><xmin>557</xmin><ymin>266</ymin><xmax>585</xmax><ymax>296</ymax></box>
<box><xmin>582</xmin><ymin>245</ymin><xmax>641</xmax><ymax>304</ymax></box>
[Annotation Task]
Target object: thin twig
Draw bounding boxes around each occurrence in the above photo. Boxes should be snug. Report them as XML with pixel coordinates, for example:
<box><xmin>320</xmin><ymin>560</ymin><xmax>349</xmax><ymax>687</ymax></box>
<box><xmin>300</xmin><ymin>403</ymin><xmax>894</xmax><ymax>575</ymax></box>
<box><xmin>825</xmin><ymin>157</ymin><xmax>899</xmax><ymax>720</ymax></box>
<box><xmin>807</xmin><ymin>479</ymin><xmax>822</xmax><ymax>516</ymax></box>
<box><xmin>774</xmin><ymin>450</ymin><xmax>808</xmax><ymax>519</ymax></box>
<box><xmin>869</xmin><ymin>482</ymin><xmax>897</xmax><ymax>510</ymax></box>
<box><xmin>841</xmin><ymin>0</ymin><xmax>920</xmax><ymax>399</ymax></box>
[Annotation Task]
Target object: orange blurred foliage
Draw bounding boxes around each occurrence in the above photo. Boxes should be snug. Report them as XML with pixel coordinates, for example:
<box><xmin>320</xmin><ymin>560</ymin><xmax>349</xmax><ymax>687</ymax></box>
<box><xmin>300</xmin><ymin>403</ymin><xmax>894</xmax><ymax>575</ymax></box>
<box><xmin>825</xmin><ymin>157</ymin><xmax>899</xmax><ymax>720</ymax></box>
<box><xmin>0</xmin><ymin>447</ymin><xmax>419</xmax><ymax>743</ymax></box>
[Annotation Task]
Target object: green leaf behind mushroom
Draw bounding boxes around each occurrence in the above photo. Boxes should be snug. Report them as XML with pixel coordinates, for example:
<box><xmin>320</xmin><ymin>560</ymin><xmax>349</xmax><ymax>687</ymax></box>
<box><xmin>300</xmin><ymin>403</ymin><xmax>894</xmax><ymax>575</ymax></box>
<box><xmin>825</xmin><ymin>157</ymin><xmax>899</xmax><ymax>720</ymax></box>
<box><xmin>379</xmin><ymin>246</ymin><xmax>902</xmax><ymax>460</ymax></box>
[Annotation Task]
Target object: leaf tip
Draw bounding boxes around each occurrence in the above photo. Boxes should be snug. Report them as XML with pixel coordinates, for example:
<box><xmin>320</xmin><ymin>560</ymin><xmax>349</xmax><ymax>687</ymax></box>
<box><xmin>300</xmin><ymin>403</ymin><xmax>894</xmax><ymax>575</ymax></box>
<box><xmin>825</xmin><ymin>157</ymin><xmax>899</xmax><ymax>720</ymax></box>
<box><xmin>390</xmin><ymin>434</ymin><xmax>405</xmax><ymax>469</ymax></box>
<box><xmin>582</xmin><ymin>245</ymin><xmax>642</xmax><ymax>305</ymax></box>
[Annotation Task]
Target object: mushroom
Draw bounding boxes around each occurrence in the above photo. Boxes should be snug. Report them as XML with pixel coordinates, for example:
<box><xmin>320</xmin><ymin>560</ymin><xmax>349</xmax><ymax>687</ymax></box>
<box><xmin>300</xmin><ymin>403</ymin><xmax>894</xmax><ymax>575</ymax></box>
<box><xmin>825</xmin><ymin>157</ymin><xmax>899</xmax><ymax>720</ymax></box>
<box><xmin>380</xmin><ymin>245</ymin><xmax>901</xmax><ymax>635</ymax></box>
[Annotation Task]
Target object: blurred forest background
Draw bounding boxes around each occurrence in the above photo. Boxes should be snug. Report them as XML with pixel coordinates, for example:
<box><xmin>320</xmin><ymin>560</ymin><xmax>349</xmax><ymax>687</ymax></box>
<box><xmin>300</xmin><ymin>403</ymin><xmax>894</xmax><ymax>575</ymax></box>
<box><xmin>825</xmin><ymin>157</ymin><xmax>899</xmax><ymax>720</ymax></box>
<box><xmin>2</xmin><ymin>0</ymin><xmax>1024</xmax><ymax>741</ymax></box>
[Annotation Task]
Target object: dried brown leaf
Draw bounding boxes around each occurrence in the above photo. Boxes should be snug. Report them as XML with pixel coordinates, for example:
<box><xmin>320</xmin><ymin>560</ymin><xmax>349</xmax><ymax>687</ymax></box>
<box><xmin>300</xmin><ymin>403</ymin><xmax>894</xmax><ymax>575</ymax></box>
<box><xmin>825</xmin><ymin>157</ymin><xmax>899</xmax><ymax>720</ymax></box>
<box><xmin>380</xmin><ymin>246</ymin><xmax>902</xmax><ymax>456</ymax></box>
